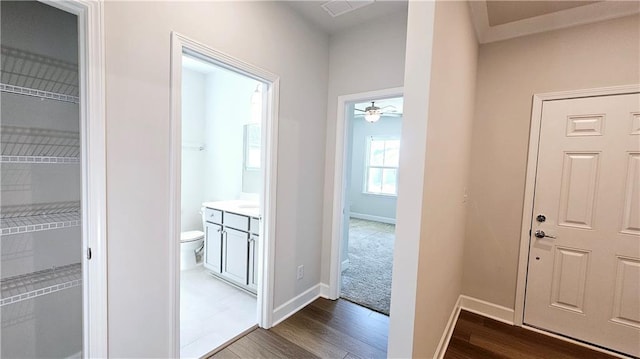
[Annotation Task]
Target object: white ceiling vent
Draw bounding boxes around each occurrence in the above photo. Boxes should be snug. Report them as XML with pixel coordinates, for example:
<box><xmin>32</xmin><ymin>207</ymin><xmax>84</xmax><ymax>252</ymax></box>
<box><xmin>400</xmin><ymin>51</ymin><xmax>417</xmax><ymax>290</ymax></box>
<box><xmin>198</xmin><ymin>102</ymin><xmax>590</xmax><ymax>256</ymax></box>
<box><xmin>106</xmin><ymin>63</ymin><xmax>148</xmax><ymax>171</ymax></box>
<box><xmin>321</xmin><ymin>0</ymin><xmax>375</xmax><ymax>18</ymax></box>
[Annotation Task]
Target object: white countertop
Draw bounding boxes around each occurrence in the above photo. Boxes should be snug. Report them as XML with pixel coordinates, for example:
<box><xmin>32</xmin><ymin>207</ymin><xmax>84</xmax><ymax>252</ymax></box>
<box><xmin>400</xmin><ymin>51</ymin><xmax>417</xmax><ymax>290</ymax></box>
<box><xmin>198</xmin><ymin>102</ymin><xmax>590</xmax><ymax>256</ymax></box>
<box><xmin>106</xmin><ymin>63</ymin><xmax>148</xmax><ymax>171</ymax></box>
<box><xmin>202</xmin><ymin>200</ymin><xmax>260</xmax><ymax>218</ymax></box>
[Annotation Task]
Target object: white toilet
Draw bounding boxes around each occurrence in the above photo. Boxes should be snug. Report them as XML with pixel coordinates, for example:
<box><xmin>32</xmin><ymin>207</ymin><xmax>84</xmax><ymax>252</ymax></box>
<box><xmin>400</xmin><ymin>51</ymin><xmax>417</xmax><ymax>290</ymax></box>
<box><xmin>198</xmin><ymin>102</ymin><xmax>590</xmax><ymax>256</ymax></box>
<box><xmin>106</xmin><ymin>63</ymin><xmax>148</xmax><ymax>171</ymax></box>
<box><xmin>180</xmin><ymin>230</ymin><xmax>204</xmax><ymax>271</ymax></box>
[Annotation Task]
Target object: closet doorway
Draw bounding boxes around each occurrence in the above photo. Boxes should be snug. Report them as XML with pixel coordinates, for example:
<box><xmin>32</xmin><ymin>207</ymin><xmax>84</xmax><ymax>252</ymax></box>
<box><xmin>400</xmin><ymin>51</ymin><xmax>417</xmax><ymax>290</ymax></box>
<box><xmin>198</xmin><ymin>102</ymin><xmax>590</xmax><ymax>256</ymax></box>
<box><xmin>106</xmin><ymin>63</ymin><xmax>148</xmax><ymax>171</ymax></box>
<box><xmin>170</xmin><ymin>33</ymin><xmax>279</xmax><ymax>358</ymax></box>
<box><xmin>328</xmin><ymin>88</ymin><xmax>403</xmax><ymax>316</ymax></box>
<box><xmin>0</xmin><ymin>1</ymin><xmax>106</xmax><ymax>357</ymax></box>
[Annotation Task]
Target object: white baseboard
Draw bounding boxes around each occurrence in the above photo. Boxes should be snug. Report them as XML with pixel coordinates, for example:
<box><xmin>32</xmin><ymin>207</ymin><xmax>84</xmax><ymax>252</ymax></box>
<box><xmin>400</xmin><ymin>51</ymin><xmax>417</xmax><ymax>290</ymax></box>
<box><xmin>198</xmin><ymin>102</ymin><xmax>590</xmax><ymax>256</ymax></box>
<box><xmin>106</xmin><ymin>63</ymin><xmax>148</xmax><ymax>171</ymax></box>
<box><xmin>350</xmin><ymin>212</ymin><xmax>396</xmax><ymax>225</ymax></box>
<box><xmin>271</xmin><ymin>284</ymin><xmax>321</xmax><ymax>326</ymax></box>
<box><xmin>459</xmin><ymin>295</ymin><xmax>515</xmax><ymax>325</ymax></box>
<box><xmin>437</xmin><ymin>295</ymin><xmax>629</xmax><ymax>359</ymax></box>
<box><xmin>320</xmin><ymin>283</ymin><xmax>331</xmax><ymax>298</ymax></box>
<box><xmin>435</xmin><ymin>295</ymin><xmax>515</xmax><ymax>358</ymax></box>
<box><xmin>65</xmin><ymin>352</ymin><xmax>82</xmax><ymax>359</ymax></box>
<box><xmin>434</xmin><ymin>296</ymin><xmax>463</xmax><ymax>359</ymax></box>
<box><xmin>341</xmin><ymin>259</ymin><xmax>350</xmax><ymax>272</ymax></box>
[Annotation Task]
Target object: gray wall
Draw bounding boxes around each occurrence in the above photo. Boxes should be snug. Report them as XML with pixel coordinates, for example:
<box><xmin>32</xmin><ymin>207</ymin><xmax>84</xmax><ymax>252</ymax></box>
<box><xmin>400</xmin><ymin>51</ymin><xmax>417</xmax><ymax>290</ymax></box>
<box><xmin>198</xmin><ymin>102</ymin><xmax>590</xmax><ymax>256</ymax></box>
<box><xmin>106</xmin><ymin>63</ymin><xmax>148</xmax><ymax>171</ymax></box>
<box><xmin>347</xmin><ymin>115</ymin><xmax>401</xmax><ymax>222</ymax></box>
<box><xmin>387</xmin><ymin>1</ymin><xmax>479</xmax><ymax>356</ymax></box>
<box><xmin>321</xmin><ymin>9</ymin><xmax>408</xmax><ymax>284</ymax></box>
<box><xmin>181</xmin><ymin>68</ymin><xmax>207</xmax><ymax>232</ymax></box>
<box><xmin>104</xmin><ymin>2</ymin><xmax>329</xmax><ymax>356</ymax></box>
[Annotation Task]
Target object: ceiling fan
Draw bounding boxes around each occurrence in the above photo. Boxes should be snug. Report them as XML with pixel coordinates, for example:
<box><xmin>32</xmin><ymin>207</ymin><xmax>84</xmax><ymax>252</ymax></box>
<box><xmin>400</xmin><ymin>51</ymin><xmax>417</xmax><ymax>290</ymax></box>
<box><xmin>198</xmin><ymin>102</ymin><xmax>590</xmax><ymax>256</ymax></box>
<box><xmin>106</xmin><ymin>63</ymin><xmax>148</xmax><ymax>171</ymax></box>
<box><xmin>354</xmin><ymin>101</ymin><xmax>401</xmax><ymax>123</ymax></box>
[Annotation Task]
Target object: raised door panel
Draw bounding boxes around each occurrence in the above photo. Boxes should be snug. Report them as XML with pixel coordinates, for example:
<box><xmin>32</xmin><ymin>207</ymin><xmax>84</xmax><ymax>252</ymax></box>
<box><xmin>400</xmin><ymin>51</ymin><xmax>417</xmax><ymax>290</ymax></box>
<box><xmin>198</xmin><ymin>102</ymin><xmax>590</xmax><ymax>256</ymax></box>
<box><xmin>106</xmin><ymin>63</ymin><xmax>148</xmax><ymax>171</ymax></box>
<box><xmin>621</xmin><ymin>153</ymin><xmax>640</xmax><ymax>235</ymax></box>
<box><xmin>204</xmin><ymin>222</ymin><xmax>222</xmax><ymax>273</ymax></box>
<box><xmin>558</xmin><ymin>152</ymin><xmax>600</xmax><ymax>229</ymax></box>
<box><xmin>550</xmin><ymin>247</ymin><xmax>590</xmax><ymax>313</ymax></box>
<box><xmin>611</xmin><ymin>257</ymin><xmax>640</xmax><ymax>329</ymax></box>
<box><xmin>222</xmin><ymin>227</ymin><xmax>249</xmax><ymax>285</ymax></box>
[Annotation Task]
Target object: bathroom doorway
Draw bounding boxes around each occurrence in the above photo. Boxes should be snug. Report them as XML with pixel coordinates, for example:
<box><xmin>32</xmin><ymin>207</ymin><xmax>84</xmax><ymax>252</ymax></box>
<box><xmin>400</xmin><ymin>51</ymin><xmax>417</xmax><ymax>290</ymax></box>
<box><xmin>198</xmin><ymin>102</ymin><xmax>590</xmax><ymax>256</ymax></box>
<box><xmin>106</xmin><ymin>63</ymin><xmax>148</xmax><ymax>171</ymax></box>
<box><xmin>328</xmin><ymin>88</ymin><xmax>403</xmax><ymax>316</ymax></box>
<box><xmin>170</xmin><ymin>33</ymin><xmax>279</xmax><ymax>358</ymax></box>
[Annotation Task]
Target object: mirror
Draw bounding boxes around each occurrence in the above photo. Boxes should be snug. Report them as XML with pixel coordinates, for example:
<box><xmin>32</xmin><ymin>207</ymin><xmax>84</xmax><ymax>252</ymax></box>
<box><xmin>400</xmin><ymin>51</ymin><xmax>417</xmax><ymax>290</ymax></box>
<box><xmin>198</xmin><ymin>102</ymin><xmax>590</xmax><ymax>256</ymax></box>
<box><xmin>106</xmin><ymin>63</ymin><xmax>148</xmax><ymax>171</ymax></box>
<box><xmin>242</xmin><ymin>123</ymin><xmax>261</xmax><ymax>193</ymax></box>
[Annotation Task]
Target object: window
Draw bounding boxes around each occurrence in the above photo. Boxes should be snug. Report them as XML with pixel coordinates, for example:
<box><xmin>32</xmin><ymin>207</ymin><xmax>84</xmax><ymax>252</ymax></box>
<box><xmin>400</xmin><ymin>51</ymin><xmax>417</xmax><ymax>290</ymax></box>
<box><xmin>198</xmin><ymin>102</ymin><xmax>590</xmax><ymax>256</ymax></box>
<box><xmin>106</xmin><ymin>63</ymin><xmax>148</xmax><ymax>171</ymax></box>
<box><xmin>364</xmin><ymin>137</ymin><xmax>400</xmax><ymax>195</ymax></box>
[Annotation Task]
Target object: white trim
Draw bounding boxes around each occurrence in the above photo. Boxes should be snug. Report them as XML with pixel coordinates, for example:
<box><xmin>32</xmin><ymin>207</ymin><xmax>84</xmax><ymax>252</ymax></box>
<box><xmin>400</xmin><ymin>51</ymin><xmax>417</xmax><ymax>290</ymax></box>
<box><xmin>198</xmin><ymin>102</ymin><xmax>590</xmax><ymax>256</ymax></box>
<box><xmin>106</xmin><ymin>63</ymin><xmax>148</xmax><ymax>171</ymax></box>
<box><xmin>349</xmin><ymin>212</ymin><xmax>396</xmax><ymax>225</ymax></box>
<box><xmin>515</xmin><ymin>84</ymin><xmax>640</xmax><ymax>327</ymax></box>
<box><xmin>170</xmin><ymin>32</ymin><xmax>280</xmax><ymax>356</ymax></box>
<box><xmin>39</xmin><ymin>1</ymin><xmax>108</xmax><ymax>357</ymax></box>
<box><xmin>434</xmin><ymin>297</ymin><xmax>463</xmax><ymax>359</ymax></box>
<box><xmin>469</xmin><ymin>1</ymin><xmax>640</xmax><ymax>44</ymax></box>
<box><xmin>459</xmin><ymin>295</ymin><xmax>514</xmax><ymax>325</ymax></box>
<box><xmin>320</xmin><ymin>283</ymin><xmax>331</xmax><ymax>298</ymax></box>
<box><xmin>341</xmin><ymin>259</ymin><xmax>350</xmax><ymax>272</ymax></box>
<box><xmin>271</xmin><ymin>284</ymin><xmax>322</xmax><ymax>326</ymax></box>
<box><xmin>328</xmin><ymin>87</ymin><xmax>403</xmax><ymax>300</ymax></box>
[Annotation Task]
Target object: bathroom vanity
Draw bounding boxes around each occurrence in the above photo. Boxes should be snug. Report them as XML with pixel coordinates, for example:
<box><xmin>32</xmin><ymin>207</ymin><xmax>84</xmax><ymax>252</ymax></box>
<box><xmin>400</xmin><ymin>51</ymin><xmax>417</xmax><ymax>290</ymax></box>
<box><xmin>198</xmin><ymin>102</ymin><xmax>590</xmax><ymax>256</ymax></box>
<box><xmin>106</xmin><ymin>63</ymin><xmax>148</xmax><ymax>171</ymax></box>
<box><xmin>202</xmin><ymin>200</ymin><xmax>260</xmax><ymax>294</ymax></box>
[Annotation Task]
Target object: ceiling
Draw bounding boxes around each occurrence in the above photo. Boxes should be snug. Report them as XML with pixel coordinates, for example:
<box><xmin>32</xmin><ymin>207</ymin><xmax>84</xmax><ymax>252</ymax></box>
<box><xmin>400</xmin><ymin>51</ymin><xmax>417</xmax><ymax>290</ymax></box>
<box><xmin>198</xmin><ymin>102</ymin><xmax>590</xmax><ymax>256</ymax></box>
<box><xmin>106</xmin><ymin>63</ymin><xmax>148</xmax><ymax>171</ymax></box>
<box><xmin>486</xmin><ymin>1</ymin><xmax>599</xmax><ymax>26</ymax></box>
<box><xmin>285</xmin><ymin>0</ymin><xmax>408</xmax><ymax>35</ymax></box>
<box><xmin>286</xmin><ymin>0</ymin><xmax>638</xmax><ymax>43</ymax></box>
<box><xmin>471</xmin><ymin>0</ymin><xmax>640</xmax><ymax>43</ymax></box>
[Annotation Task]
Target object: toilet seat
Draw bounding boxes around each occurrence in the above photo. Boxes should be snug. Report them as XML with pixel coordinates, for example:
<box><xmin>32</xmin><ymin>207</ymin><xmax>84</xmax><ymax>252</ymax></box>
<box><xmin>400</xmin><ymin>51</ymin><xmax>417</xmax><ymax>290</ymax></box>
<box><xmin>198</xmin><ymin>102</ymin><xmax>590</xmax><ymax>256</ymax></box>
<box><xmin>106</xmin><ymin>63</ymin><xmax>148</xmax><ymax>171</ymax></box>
<box><xmin>180</xmin><ymin>230</ymin><xmax>204</xmax><ymax>243</ymax></box>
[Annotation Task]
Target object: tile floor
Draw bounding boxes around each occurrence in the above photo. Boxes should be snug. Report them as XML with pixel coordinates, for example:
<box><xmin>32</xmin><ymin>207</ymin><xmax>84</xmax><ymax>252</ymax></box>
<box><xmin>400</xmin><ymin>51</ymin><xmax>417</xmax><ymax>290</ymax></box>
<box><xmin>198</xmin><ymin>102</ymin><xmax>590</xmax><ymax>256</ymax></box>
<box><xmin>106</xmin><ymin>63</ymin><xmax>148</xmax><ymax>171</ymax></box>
<box><xmin>180</xmin><ymin>265</ymin><xmax>256</xmax><ymax>358</ymax></box>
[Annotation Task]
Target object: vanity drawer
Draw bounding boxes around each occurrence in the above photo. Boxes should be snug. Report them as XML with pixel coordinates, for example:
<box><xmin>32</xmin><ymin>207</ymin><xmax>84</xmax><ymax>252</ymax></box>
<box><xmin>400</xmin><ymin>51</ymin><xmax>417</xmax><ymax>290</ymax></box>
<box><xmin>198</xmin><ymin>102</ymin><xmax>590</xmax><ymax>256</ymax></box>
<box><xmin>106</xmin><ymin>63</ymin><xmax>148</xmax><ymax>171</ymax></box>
<box><xmin>204</xmin><ymin>208</ymin><xmax>223</xmax><ymax>224</ymax></box>
<box><xmin>225</xmin><ymin>212</ymin><xmax>250</xmax><ymax>231</ymax></box>
<box><xmin>250</xmin><ymin>217</ymin><xmax>260</xmax><ymax>235</ymax></box>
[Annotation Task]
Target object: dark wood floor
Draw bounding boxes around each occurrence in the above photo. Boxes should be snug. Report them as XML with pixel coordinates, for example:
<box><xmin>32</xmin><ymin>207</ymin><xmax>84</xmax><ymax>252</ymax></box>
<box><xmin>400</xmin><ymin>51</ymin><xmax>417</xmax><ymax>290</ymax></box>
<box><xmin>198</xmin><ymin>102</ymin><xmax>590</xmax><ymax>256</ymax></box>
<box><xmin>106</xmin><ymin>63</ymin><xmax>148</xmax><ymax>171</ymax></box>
<box><xmin>211</xmin><ymin>298</ymin><xmax>388</xmax><ymax>359</ymax></box>
<box><xmin>444</xmin><ymin>310</ymin><xmax>616</xmax><ymax>359</ymax></box>
<box><xmin>211</xmin><ymin>299</ymin><xmax>617</xmax><ymax>359</ymax></box>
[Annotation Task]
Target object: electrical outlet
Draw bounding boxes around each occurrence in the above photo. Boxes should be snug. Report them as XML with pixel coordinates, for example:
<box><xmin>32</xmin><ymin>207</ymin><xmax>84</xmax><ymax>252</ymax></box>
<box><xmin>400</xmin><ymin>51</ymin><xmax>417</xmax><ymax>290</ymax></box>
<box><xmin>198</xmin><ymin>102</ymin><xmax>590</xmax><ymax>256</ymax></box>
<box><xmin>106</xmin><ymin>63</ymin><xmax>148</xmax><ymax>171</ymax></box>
<box><xmin>297</xmin><ymin>265</ymin><xmax>304</xmax><ymax>280</ymax></box>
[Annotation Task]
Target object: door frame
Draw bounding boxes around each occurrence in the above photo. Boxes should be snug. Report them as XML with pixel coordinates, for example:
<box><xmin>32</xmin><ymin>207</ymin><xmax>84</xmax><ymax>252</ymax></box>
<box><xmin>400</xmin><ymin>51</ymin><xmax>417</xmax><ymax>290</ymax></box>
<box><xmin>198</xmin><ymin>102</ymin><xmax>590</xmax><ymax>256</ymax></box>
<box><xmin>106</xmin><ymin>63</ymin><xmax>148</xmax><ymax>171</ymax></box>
<box><xmin>169</xmin><ymin>32</ymin><xmax>280</xmax><ymax>356</ymax></box>
<box><xmin>514</xmin><ymin>84</ymin><xmax>640</xmax><ymax>327</ymax></box>
<box><xmin>327</xmin><ymin>87</ymin><xmax>403</xmax><ymax>300</ymax></box>
<box><xmin>38</xmin><ymin>1</ymin><xmax>108</xmax><ymax>357</ymax></box>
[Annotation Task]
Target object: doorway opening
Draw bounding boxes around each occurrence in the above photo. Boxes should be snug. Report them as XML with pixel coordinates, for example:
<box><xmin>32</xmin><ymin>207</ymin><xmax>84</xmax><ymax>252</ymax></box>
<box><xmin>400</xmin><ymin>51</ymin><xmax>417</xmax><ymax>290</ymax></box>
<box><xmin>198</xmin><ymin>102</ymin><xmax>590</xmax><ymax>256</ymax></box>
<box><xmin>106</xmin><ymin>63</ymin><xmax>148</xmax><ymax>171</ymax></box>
<box><xmin>329</xmin><ymin>88</ymin><xmax>403</xmax><ymax>316</ymax></box>
<box><xmin>0</xmin><ymin>1</ymin><xmax>106</xmax><ymax>357</ymax></box>
<box><xmin>170</xmin><ymin>33</ymin><xmax>280</xmax><ymax>358</ymax></box>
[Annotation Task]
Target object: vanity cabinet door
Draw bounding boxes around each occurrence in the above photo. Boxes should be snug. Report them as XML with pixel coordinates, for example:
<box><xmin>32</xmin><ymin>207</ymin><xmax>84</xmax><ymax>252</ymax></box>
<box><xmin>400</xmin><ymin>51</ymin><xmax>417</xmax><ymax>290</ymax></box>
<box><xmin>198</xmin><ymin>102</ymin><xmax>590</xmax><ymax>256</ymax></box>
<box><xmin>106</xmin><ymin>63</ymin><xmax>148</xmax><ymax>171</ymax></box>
<box><xmin>248</xmin><ymin>235</ymin><xmax>259</xmax><ymax>291</ymax></box>
<box><xmin>222</xmin><ymin>228</ymin><xmax>249</xmax><ymax>285</ymax></box>
<box><xmin>204</xmin><ymin>222</ymin><xmax>222</xmax><ymax>273</ymax></box>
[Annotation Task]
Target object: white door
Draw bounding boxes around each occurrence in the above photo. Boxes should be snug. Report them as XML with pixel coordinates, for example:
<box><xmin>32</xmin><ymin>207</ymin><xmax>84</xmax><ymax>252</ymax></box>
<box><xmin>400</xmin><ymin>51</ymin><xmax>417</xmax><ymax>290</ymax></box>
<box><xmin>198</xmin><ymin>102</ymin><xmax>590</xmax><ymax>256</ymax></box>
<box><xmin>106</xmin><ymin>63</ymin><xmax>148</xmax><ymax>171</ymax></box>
<box><xmin>525</xmin><ymin>93</ymin><xmax>640</xmax><ymax>357</ymax></box>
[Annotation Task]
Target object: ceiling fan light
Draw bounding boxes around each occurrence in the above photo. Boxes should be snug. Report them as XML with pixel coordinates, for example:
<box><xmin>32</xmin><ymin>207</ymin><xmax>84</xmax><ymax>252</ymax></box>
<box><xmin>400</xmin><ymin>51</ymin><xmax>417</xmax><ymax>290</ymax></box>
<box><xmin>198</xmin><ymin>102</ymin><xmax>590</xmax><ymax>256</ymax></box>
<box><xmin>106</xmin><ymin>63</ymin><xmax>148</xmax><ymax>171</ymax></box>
<box><xmin>364</xmin><ymin>112</ymin><xmax>380</xmax><ymax>123</ymax></box>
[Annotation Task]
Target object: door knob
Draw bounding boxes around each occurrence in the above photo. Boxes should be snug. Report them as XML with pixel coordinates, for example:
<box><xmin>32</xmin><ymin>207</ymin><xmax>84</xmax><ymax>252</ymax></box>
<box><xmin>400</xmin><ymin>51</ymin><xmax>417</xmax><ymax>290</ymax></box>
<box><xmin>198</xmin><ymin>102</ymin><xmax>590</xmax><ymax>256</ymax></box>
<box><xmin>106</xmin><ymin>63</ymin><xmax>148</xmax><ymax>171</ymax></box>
<box><xmin>536</xmin><ymin>214</ymin><xmax>546</xmax><ymax>223</ymax></box>
<box><xmin>534</xmin><ymin>230</ymin><xmax>556</xmax><ymax>239</ymax></box>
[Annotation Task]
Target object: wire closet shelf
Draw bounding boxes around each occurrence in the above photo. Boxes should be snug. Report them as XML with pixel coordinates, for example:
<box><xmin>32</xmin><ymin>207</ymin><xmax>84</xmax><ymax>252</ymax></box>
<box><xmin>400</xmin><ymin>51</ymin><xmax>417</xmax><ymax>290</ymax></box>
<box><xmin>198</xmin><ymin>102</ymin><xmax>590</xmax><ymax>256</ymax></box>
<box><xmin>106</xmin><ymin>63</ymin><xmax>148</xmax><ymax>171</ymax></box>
<box><xmin>0</xmin><ymin>45</ymin><xmax>79</xmax><ymax>103</ymax></box>
<box><xmin>1</xmin><ymin>46</ymin><xmax>81</xmax><ymax>164</ymax></box>
<box><xmin>0</xmin><ymin>126</ymin><xmax>80</xmax><ymax>163</ymax></box>
<box><xmin>0</xmin><ymin>201</ymin><xmax>81</xmax><ymax>235</ymax></box>
<box><xmin>0</xmin><ymin>263</ymin><xmax>82</xmax><ymax>307</ymax></box>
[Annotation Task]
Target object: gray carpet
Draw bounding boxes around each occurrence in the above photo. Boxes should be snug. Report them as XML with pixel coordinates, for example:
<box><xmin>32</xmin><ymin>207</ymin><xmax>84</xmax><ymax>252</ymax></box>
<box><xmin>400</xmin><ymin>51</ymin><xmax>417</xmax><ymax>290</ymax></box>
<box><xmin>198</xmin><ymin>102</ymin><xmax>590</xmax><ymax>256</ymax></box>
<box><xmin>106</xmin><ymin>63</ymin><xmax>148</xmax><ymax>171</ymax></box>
<box><xmin>340</xmin><ymin>218</ymin><xmax>395</xmax><ymax>315</ymax></box>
